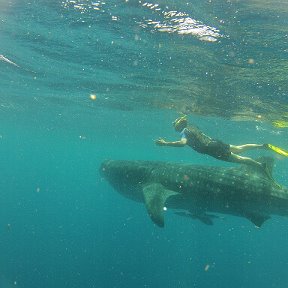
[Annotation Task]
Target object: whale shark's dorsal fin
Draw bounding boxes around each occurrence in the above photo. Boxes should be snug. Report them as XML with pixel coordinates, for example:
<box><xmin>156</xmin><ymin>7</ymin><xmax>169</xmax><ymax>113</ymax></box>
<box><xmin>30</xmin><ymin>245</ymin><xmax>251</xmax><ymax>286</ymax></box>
<box><xmin>240</xmin><ymin>156</ymin><xmax>275</xmax><ymax>179</ymax></box>
<box><xmin>143</xmin><ymin>183</ymin><xmax>179</xmax><ymax>227</ymax></box>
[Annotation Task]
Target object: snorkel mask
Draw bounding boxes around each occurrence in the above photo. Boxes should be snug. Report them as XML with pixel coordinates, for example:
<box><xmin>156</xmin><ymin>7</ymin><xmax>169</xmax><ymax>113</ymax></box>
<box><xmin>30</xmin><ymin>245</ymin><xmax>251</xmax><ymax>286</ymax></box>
<box><xmin>173</xmin><ymin>114</ymin><xmax>188</xmax><ymax>130</ymax></box>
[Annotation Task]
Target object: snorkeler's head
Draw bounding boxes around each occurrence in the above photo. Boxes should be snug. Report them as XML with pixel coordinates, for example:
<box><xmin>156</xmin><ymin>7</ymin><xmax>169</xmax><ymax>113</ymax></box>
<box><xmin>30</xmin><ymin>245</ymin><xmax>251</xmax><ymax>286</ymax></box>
<box><xmin>173</xmin><ymin>115</ymin><xmax>188</xmax><ymax>131</ymax></box>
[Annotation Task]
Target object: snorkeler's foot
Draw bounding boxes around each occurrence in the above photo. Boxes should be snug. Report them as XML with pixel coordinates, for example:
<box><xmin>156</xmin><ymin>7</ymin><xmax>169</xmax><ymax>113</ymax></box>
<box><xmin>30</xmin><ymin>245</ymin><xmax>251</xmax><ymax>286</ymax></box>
<box><xmin>263</xmin><ymin>143</ymin><xmax>269</xmax><ymax>149</ymax></box>
<box><xmin>263</xmin><ymin>144</ymin><xmax>288</xmax><ymax>157</ymax></box>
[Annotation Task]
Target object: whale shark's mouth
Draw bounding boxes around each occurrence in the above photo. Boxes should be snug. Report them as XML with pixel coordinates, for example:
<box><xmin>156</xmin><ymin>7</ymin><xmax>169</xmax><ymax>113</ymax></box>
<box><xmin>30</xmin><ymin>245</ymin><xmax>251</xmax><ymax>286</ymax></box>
<box><xmin>99</xmin><ymin>160</ymin><xmax>112</xmax><ymax>177</ymax></box>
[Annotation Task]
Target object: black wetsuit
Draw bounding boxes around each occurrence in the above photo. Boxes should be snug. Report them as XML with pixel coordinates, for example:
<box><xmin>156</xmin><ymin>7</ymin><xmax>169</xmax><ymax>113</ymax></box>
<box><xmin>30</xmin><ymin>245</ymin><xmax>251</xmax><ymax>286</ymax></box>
<box><xmin>181</xmin><ymin>125</ymin><xmax>231</xmax><ymax>161</ymax></box>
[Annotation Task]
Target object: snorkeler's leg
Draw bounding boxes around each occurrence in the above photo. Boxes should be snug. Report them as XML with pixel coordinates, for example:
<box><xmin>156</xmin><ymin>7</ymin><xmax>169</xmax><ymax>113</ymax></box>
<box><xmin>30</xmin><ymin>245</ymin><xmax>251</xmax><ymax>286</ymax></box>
<box><xmin>229</xmin><ymin>144</ymin><xmax>266</xmax><ymax>154</ymax></box>
<box><xmin>228</xmin><ymin>152</ymin><xmax>263</xmax><ymax>166</ymax></box>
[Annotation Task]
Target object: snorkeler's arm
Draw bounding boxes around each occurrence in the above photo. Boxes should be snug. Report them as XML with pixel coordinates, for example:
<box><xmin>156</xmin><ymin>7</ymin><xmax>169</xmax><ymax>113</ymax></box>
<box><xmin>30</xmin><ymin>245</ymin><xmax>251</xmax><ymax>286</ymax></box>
<box><xmin>155</xmin><ymin>138</ymin><xmax>187</xmax><ymax>147</ymax></box>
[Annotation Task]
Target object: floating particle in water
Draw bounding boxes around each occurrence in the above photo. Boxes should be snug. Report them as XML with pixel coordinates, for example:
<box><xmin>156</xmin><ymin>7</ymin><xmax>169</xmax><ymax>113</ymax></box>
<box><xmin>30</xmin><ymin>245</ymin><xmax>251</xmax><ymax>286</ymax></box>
<box><xmin>248</xmin><ymin>58</ymin><xmax>255</xmax><ymax>64</ymax></box>
<box><xmin>90</xmin><ymin>94</ymin><xmax>97</xmax><ymax>100</ymax></box>
<box><xmin>204</xmin><ymin>264</ymin><xmax>210</xmax><ymax>271</ymax></box>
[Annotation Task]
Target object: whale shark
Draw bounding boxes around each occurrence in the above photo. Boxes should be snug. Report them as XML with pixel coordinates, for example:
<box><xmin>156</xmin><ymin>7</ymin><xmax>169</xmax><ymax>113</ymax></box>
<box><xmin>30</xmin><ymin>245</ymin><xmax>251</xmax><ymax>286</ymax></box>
<box><xmin>100</xmin><ymin>158</ymin><xmax>288</xmax><ymax>228</ymax></box>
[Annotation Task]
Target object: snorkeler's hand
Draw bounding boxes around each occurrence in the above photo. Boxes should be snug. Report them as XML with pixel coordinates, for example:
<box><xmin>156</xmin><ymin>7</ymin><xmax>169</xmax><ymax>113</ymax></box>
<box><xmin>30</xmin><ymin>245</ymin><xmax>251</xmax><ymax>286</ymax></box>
<box><xmin>155</xmin><ymin>138</ymin><xmax>167</xmax><ymax>146</ymax></box>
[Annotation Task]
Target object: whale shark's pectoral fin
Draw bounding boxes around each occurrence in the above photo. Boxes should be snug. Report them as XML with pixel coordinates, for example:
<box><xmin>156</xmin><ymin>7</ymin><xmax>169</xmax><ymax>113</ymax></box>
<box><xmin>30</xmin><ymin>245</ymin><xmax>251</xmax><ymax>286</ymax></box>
<box><xmin>245</xmin><ymin>212</ymin><xmax>270</xmax><ymax>228</ymax></box>
<box><xmin>143</xmin><ymin>183</ymin><xmax>178</xmax><ymax>227</ymax></box>
<box><xmin>194</xmin><ymin>213</ymin><xmax>218</xmax><ymax>226</ymax></box>
<box><xmin>175</xmin><ymin>211</ymin><xmax>219</xmax><ymax>225</ymax></box>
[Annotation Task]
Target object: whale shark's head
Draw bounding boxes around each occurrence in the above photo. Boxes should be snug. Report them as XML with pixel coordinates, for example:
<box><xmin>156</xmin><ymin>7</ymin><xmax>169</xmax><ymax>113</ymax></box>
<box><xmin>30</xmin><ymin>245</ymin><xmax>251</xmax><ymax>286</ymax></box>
<box><xmin>100</xmin><ymin>160</ymin><xmax>150</xmax><ymax>180</ymax></box>
<box><xmin>100</xmin><ymin>160</ymin><xmax>156</xmax><ymax>201</ymax></box>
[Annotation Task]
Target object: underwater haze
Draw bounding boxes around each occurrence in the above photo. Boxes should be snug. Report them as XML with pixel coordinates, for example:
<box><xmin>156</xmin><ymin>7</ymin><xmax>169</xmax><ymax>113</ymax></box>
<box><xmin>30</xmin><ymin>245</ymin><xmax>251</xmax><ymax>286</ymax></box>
<box><xmin>1</xmin><ymin>0</ymin><xmax>288</xmax><ymax>287</ymax></box>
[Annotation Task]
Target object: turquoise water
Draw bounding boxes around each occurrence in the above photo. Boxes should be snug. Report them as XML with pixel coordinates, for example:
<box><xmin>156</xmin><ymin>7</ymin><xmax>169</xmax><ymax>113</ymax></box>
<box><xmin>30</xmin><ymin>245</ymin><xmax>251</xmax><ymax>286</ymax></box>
<box><xmin>1</xmin><ymin>1</ymin><xmax>288</xmax><ymax>287</ymax></box>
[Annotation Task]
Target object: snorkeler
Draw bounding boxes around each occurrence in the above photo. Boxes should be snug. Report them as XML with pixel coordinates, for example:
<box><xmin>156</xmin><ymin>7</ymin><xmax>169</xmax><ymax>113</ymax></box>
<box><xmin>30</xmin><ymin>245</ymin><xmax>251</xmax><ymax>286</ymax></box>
<box><xmin>155</xmin><ymin>115</ymin><xmax>288</xmax><ymax>179</ymax></box>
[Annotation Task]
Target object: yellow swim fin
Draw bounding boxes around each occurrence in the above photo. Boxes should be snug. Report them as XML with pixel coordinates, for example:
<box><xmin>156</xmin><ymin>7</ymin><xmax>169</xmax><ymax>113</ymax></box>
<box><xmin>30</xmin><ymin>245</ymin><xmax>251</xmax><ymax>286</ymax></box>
<box><xmin>267</xmin><ymin>144</ymin><xmax>288</xmax><ymax>157</ymax></box>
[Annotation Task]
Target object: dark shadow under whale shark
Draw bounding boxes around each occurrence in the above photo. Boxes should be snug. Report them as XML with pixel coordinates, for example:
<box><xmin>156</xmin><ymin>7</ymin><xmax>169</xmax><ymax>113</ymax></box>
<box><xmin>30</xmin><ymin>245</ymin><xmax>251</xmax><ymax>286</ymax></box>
<box><xmin>100</xmin><ymin>157</ymin><xmax>288</xmax><ymax>228</ymax></box>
